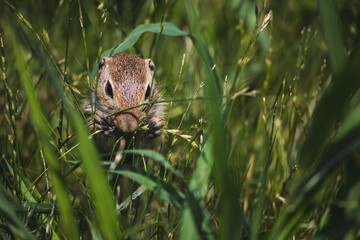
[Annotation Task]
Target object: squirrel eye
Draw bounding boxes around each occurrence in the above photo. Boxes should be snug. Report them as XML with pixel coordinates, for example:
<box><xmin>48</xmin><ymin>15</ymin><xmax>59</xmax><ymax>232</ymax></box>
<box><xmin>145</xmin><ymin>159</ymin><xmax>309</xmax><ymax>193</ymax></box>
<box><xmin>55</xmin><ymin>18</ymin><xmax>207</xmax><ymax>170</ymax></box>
<box><xmin>144</xmin><ymin>85</ymin><xmax>151</xmax><ymax>100</ymax></box>
<box><xmin>105</xmin><ymin>81</ymin><xmax>113</xmax><ymax>98</ymax></box>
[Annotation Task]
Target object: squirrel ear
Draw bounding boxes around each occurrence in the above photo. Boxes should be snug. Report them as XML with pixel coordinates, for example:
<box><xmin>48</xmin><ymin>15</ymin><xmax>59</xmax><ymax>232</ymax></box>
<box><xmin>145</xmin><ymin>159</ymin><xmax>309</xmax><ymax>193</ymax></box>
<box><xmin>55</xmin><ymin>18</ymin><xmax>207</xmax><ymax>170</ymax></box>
<box><xmin>146</xmin><ymin>59</ymin><xmax>155</xmax><ymax>74</ymax></box>
<box><xmin>99</xmin><ymin>57</ymin><xmax>109</xmax><ymax>68</ymax></box>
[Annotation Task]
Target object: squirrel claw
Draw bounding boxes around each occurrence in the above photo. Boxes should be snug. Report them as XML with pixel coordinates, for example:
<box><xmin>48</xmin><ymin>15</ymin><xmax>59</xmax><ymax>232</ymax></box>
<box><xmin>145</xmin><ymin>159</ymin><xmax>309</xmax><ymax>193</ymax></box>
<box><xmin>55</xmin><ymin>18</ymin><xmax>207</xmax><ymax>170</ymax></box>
<box><xmin>144</xmin><ymin>120</ymin><xmax>162</xmax><ymax>139</ymax></box>
<box><xmin>103</xmin><ymin>128</ymin><xmax>115</xmax><ymax>136</ymax></box>
<box><xmin>94</xmin><ymin>116</ymin><xmax>115</xmax><ymax>136</ymax></box>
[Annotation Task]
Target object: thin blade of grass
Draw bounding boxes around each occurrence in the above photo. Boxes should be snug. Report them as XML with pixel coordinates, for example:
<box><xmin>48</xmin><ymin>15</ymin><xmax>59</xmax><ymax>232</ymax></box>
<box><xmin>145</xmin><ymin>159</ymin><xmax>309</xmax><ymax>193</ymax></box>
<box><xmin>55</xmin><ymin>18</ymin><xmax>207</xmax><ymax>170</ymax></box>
<box><xmin>117</xmin><ymin>185</ymin><xmax>147</xmax><ymax>212</ymax></box>
<box><xmin>318</xmin><ymin>0</ymin><xmax>346</xmax><ymax>75</ymax></box>
<box><xmin>122</xmin><ymin>149</ymin><xmax>183</xmax><ymax>179</ymax></box>
<box><xmin>0</xmin><ymin>183</ymin><xmax>35</xmax><ymax>240</ymax></box>
<box><xmin>104</xmin><ymin>164</ymin><xmax>185</xmax><ymax>209</ymax></box>
<box><xmin>3</xmin><ymin>159</ymin><xmax>41</xmax><ymax>202</ymax></box>
<box><xmin>334</xmin><ymin>102</ymin><xmax>360</xmax><ymax>141</ymax></box>
<box><xmin>20</xmin><ymin>202</ymin><xmax>55</xmax><ymax>214</ymax></box>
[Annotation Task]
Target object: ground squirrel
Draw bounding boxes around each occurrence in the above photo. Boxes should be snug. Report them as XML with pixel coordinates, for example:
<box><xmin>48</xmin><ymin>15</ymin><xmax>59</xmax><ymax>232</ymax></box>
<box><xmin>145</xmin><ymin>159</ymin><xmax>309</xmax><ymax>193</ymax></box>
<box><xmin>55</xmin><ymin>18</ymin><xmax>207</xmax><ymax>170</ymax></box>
<box><xmin>84</xmin><ymin>53</ymin><xmax>166</xmax><ymax>155</ymax></box>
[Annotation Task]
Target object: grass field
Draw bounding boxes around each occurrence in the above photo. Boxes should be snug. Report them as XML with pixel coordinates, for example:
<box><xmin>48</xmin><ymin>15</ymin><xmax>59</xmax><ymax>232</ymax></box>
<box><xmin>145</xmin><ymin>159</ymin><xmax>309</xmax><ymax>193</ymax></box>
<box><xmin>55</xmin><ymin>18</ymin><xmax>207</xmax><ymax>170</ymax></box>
<box><xmin>1</xmin><ymin>0</ymin><xmax>360</xmax><ymax>239</ymax></box>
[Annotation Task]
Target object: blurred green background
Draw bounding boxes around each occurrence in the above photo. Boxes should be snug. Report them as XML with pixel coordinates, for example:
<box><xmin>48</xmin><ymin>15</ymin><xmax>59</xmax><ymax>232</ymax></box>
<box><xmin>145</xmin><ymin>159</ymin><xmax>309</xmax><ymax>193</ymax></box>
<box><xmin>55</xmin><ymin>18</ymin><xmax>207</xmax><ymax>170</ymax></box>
<box><xmin>1</xmin><ymin>0</ymin><xmax>360</xmax><ymax>239</ymax></box>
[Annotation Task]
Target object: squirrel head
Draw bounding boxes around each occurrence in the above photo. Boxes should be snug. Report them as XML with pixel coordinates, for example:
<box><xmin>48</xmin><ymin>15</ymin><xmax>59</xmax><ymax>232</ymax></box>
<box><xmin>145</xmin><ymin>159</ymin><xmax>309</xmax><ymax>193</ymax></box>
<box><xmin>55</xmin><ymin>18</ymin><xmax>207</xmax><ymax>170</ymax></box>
<box><xmin>85</xmin><ymin>53</ymin><xmax>164</xmax><ymax>141</ymax></box>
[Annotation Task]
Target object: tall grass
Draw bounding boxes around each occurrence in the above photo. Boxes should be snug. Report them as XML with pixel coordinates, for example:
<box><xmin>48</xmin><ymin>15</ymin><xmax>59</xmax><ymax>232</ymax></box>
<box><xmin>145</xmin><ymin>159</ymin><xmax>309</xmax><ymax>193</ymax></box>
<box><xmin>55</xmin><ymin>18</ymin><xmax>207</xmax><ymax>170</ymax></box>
<box><xmin>1</xmin><ymin>0</ymin><xmax>360</xmax><ymax>239</ymax></box>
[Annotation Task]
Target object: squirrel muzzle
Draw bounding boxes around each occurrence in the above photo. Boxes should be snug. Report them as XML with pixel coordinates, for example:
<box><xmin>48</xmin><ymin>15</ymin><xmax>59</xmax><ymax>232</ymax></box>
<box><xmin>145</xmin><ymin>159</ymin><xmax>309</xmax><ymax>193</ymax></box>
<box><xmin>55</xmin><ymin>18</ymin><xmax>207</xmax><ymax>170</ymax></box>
<box><xmin>113</xmin><ymin>110</ymin><xmax>140</xmax><ymax>133</ymax></box>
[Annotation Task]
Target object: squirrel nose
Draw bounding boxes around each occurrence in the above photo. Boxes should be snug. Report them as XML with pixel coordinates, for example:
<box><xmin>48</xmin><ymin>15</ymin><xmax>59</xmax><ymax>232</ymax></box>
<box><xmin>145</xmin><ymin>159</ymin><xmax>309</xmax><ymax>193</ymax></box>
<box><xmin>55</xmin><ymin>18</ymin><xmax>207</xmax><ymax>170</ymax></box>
<box><xmin>114</xmin><ymin>113</ymin><xmax>139</xmax><ymax>133</ymax></box>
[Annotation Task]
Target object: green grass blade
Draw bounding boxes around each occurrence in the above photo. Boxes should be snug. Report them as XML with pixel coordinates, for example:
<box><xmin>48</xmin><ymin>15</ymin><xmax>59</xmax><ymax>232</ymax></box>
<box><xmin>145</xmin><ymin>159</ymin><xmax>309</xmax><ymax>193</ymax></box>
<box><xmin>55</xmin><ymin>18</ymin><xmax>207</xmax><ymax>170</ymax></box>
<box><xmin>105</xmin><ymin>164</ymin><xmax>185</xmax><ymax>209</ymax></box>
<box><xmin>335</xmin><ymin>102</ymin><xmax>360</xmax><ymax>141</ymax></box>
<box><xmin>180</xmin><ymin>208</ymin><xmax>199</xmax><ymax>240</ymax></box>
<box><xmin>117</xmin><ymin>185</ymin><xmax>147</xmax><ymax>212</ymax></box>
<box><xmin>185</xmin><ymin>1</ymin><xmax>242</xmax><ymax>239</ymax></box>
<box><xmin>122</xmin><ymin>149</ymin><xmax>183</xmax><ymax>179</ymax></box>
<box><xmin>318</xmin><ymin>0</ymin><xmax>346</xmax><ymax>75</ymax></box>
<box><xmin>104</xmin><ymin>22</ymin><xmax>187</xmax><ymax>56</ymax></box>
<box><xmin>70</xmin><ymin>117</ymin><xmax>121</xmax><ymax>239</ymax></box>
<box><xmin>3</xmin><ymin>159</ymin><xmax>41</xmax><ymax>202</ymax></box>
<box><xmin>300</xmin><ymin>0</ymin><xmax>351</xmax><ymax>169</ymax></box>
<box><xmin>0</xmin><ymin>183</ymin><xmax>35</xmax><ymax>240</ymax></box>
<box><xmin>90</xmin><ymin>22</ymin><xmax>188</xmax><ymax>80</ymax></box>
<box><xmin>21</xmin><ymin>202</ymin><xmax>55</xmax><ymax>214</ymax></box>
<box><xmin>182</xmin><ymin>192</ymin><xmax>216</xmax><ymax>240</ymax></box>
<box><xmin>180</xmin><ymin>135</ymin><xmax>217</xmax><ymax>240</ymax></box>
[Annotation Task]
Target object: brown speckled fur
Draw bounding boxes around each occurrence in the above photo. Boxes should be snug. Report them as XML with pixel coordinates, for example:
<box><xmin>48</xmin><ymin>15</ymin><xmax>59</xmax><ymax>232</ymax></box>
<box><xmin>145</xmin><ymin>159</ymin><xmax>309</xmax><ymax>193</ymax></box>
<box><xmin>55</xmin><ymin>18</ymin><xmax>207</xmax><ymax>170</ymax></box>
<box><xmin>84</xmin><ymin>53</ymin><xmax>166</xmax><ymax>154</ymax></box>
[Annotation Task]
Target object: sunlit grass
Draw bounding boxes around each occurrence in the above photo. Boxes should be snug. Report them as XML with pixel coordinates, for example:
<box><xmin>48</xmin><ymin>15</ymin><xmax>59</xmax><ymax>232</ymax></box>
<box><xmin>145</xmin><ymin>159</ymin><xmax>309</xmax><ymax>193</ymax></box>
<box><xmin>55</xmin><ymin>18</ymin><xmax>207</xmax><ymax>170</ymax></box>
<box><xmin>0</xmin><ymin>0</ymin><xmax>360</xmax><ymax>239</ymax></box>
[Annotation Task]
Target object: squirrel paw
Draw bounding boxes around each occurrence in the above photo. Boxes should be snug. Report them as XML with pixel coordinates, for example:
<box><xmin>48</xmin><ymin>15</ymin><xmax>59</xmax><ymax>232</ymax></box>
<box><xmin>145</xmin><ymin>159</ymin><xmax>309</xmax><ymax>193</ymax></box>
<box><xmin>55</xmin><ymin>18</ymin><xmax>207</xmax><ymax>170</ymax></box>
<box><xmin>144</xmin><ymin>120</ymin><xmax>162</xmax><ymax>139</ymax></box>
<box><xmin>95</xmin><ymin>116</ymin><xmax>115</xmax><ymax>136</ymax></box>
